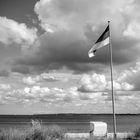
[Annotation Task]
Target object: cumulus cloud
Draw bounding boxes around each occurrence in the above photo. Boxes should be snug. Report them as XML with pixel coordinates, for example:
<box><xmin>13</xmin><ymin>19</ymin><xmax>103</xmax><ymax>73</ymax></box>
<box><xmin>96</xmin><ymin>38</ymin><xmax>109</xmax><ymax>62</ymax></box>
<box><xmin>39</xmin><ymin>72</ymin><xmax>69</xmax><ymax>82</ymax></box>
<box><xmin>15</xmin><ymin>30</ymin><xmax>89</xmax><ymax>64</ymax></box>
<box><xmin>78</xmin><ymin>73</ymin><xmax>133</xmax><ymax>92</ymax></box>
<box><xmin>22</xmin><ymin>74</ymin><xmax>61</xmax><ymax>85</ymax></box>
<box><xmin>123</xmin><ymin>21</ymin><xmax>140</xmax><ymax>40</ymax></box>
<box><xmin>23</xmin><ymin>77</ymin><xmax>36</xmax><ymax>85</ymax></box>
<box><xmin>78</xmin><ymin>91</ymin><xmax>107</xmax><ymax>102</ymax></box>
<box><xmin>117</xmin><ymin>61</ymin><xmax>140</xmax><ymax>90</ymax></box>
<box><xmin>0</xmin><ymin>80</ymin><xmax>138</xmax><ymax>113</ymax></box>
<box><xmin>0</xmin><ymin>17</ymin><xmax>37</xmax><ymax>48</ymax></box>
<box><xmin>0</xmin><ymin>84</ymin><xmax>11</xmax><ymax>90</ymax></box>
<box><xmin>0</xmin><ymin>83</ymin><xmax>107</xmax><ymax>105</ymax></box>
<box><xmin>78</xmin><ymin>74</ymin><xmax>106</xmax><ymax>92</ymax></box>
<box><xmin>22</xmin><ymin>72</ymin><xmax>76</xmax><ymax>85</ymax></box>
<box><xmin>11</xmin><ymin>0</ymin><xmax>140</xmax><ymax>73</ymax></box>
<box><xmin>0</xmin><ymin>86</ymin><xmax>78</xmax><ymax>104</ymax></box>
<box><xmin>34</xmin><ymin>0</ymin><xmax>132</xmax><ymax>32</ymax></box>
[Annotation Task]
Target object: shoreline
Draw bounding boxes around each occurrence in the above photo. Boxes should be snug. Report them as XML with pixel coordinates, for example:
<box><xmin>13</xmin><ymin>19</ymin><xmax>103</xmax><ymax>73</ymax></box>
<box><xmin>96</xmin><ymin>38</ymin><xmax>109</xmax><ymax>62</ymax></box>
<box><xmin>66</xmin><ymin>132</ymin><xmax>133</xmax><ymax>138</ymax></box>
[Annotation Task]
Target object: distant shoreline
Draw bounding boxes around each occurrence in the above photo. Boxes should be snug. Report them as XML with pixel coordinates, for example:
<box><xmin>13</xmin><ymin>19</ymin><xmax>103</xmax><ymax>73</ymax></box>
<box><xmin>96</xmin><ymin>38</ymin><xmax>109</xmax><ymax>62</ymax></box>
<box><xmin>0</xmin><ymin>113</ymin><xmax>140</xmax><ymax>116</ymax></box>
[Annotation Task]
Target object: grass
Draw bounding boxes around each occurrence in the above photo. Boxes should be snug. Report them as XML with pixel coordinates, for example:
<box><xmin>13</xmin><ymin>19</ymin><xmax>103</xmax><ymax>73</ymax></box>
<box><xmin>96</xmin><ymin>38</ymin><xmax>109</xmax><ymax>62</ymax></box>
<box><xmin>1</xmin><ymin>120</ymin><xmax>140</xmax><ymax>140</ymax></box>
<box><xmin>0</xmin><ymin>122</ymin><xmax>68</xmax><ymax>140</ymax></box>
<box><xmin>123</xmin><ymin>128</ymin><xmax>140</xmax><ymax>140</ymax></box>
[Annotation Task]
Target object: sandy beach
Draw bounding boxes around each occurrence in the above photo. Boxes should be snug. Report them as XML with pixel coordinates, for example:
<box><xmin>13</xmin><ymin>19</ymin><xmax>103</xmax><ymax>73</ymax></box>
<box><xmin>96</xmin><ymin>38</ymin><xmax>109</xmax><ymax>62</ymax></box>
<box><xmin>66</xmin><ymin>132</ymin><xmax>133</xmax><ymax>139</ymax></box>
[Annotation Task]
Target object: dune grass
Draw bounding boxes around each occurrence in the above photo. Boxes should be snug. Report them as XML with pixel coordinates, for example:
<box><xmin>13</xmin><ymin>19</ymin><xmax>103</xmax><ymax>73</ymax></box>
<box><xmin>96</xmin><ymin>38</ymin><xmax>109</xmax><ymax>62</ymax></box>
<box><xmin>1</xmin><ymin>120</ymin><xmax>140</xmax><ymax>140</ymax></box>
<box><xmin>0</xmin><ymin>123</ymin><xmax>68</xmax><ymax>140</ymax></box>
<box><xmin>123</xmin><ymin>127</ymin><xmax>140</xmax><ymax>140</ymax></box>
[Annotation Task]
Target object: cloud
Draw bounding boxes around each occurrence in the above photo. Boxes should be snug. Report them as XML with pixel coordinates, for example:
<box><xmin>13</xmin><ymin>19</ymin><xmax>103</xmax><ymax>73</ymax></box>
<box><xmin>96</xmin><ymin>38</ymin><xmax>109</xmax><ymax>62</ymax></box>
<box><xmin>117</xmin><ymin>61</ymin><xmax>140</xmax><ymax>90</ymax></box>
<box><xmin>78</xmin><ymin>92</ymin><xmax>107</xmax><ymax>102</ymax></box>
<box><xmin>0</xmin><ymin>84</ymin><xmax>11</xmax><ymax>90</ymax></box>
<box><xmin>78</xmin><ymin>73</ymin><xmax>133</xmax><ymax>93</ymax></box>
<box><xmin>0</xmin><ymin>86</ymin><xmax>77</xmax><ymax>104</ymax></box>
<box><xmin>0</xmin><ymin>83</ymin><xmax>106</xmax><ymax>105</ymax></box>
<box><xmin>34</xmin><ymin>0</ymin><xmax>132</xmax><ymax>32</ymax></box>
<box><xmin>10</xmin><ymin>0</ymin><xmax>140</xmax><ymax>74</ymax></box>
<box><xmin>0</xmin><ymin>70</ymin><xmax>10</xmax><ymax>77</ymax></box>
<box><xmin>11</xmin><ymin>65</ymin><xmax>32</xmax><ymax>74</ymax></box>
<box><xmin>13</xmin><ymin>27</ymin><xmax>138</xmax><ymax>74</ymax></box>
<box><xmin>0</xmin><ymin>84</ymin><xmax>11</xmax><ymax>104</ymax></box>
<box><xmin>0</xmin><ymin>17</ymin><xmax>37</xmax><ymax>48</ymax></box>
<box><xmin>123</xmin><ymin>21</ymin><xmax>140</xmax><ymax>40</ymax></box>
<box><xmin>39</xmin><ymin>72</ymin><xmax>69</xmax><ymax>82</ymax></box>
<box><xmin>22</xmin><ymin>74</ymin><xmax>60</xmax><ymax>85</ymax></box>
<box><xmin>13</xmin><ymin>30</ymin><xmax>90</xmax><ymax>72</ymax></box>
<box><xmin>0</xmin><ymin>79</ymin><xmax>138</xmax><ymax>113</ymax></box>
<box><xmin>78</xmin><ymin>74</ymin><xmax>106</xmax><ymax>92</ymax></box>
<box><xmin>23</xmin><ymin>77</ymin><xmax>37</xmax><ymax>85</ymax></box>
<box><xmin>22</xmin><ymin>72</ymin><xmax>74</xmax><ymax>86</ymax></box>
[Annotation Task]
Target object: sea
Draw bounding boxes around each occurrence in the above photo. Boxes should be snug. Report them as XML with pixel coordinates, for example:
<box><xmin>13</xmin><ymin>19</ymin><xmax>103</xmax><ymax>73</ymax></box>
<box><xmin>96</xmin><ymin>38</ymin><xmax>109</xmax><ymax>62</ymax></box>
<box><xmin>0</xmin><ymin>114</ymin><xmax>140</xmax><ymax>133</ymax></box>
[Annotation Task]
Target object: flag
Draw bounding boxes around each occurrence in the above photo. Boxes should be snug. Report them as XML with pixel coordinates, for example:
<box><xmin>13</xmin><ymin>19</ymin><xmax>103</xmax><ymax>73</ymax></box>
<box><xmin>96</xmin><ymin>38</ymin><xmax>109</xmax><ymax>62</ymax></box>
<box><xmin>88</xmin><ymin>25</ymin><xmax>110</xmax><ymax>58</ymax></box>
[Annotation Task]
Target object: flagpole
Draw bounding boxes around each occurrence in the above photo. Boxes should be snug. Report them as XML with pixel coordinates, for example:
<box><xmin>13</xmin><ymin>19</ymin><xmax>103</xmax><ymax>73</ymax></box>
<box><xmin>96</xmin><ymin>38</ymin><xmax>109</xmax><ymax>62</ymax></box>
<box><xmin>108</xmin><ymin>21</ymin><xmax>117</xmax><ymax>139</ymax></box>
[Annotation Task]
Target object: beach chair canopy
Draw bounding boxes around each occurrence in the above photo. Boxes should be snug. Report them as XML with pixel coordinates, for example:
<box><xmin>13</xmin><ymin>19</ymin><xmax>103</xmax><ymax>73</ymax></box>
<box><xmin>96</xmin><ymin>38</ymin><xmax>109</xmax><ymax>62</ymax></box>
<box><xmin>90</xmin><ymin>121</ymin><xmax>107</xmax><ymax>137</ymax></box>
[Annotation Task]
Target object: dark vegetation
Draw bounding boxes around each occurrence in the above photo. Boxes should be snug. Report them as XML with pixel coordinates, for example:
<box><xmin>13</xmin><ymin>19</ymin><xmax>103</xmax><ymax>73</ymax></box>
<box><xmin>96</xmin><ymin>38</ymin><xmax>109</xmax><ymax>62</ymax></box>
<box><xmin>0</xmin><ymin>123</ymin><xmax>67</xmax><ymax>140</ymax></box>
<box><xmin>124</xmin><ymin>128</ymin><xmax>140</xmax><ymax>140</ymax></box>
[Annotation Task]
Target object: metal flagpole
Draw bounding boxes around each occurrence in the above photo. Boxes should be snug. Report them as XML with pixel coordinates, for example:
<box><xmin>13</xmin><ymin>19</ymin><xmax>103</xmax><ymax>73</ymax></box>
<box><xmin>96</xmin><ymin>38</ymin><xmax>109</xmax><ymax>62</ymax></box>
<box><xmin>108</xmin><ymin>21</ymin><xmax>117</xmax><ymax>139</ymax></box>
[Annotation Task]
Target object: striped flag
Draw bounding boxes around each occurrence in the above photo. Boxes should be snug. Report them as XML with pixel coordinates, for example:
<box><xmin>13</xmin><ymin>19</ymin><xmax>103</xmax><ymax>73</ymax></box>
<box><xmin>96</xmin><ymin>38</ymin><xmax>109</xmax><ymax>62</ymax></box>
<box><xmin>88</xmin><ymin>25</ymin><xmax>110</xmax><ymax>58</ymax></box>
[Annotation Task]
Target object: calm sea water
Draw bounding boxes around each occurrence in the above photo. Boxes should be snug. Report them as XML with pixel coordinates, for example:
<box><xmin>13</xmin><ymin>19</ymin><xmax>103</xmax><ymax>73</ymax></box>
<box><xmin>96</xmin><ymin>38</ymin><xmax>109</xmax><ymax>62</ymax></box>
<box><xmin>0</xmin><ymin>114</ymin><xmax>140</xmax><ymax>133</ymax></box>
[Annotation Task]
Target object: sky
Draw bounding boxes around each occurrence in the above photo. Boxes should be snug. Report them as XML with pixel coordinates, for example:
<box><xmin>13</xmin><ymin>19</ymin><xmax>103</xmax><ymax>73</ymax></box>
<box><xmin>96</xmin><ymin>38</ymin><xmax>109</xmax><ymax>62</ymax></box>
<box><xmin>0</xmin><ymin>0</ymin><xmax>140</xmax><ymax>114</ymax></box>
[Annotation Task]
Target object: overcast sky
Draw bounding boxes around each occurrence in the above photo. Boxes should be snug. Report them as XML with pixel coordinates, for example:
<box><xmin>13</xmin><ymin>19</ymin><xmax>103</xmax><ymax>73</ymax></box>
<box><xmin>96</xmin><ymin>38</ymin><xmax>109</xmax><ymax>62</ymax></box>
<box><xmin>0</xmin><ymin>0</ymin><xmax>140</xmax><ymax>114</ymax></box>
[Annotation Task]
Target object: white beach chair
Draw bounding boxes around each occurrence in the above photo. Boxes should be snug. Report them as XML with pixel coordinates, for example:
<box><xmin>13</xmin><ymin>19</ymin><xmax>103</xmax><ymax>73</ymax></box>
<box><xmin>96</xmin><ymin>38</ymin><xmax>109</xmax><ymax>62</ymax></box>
<box><xmin>89</xmin><ymin>121</ymin><xmax>107</xmax><ymax>139</ymax></box>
